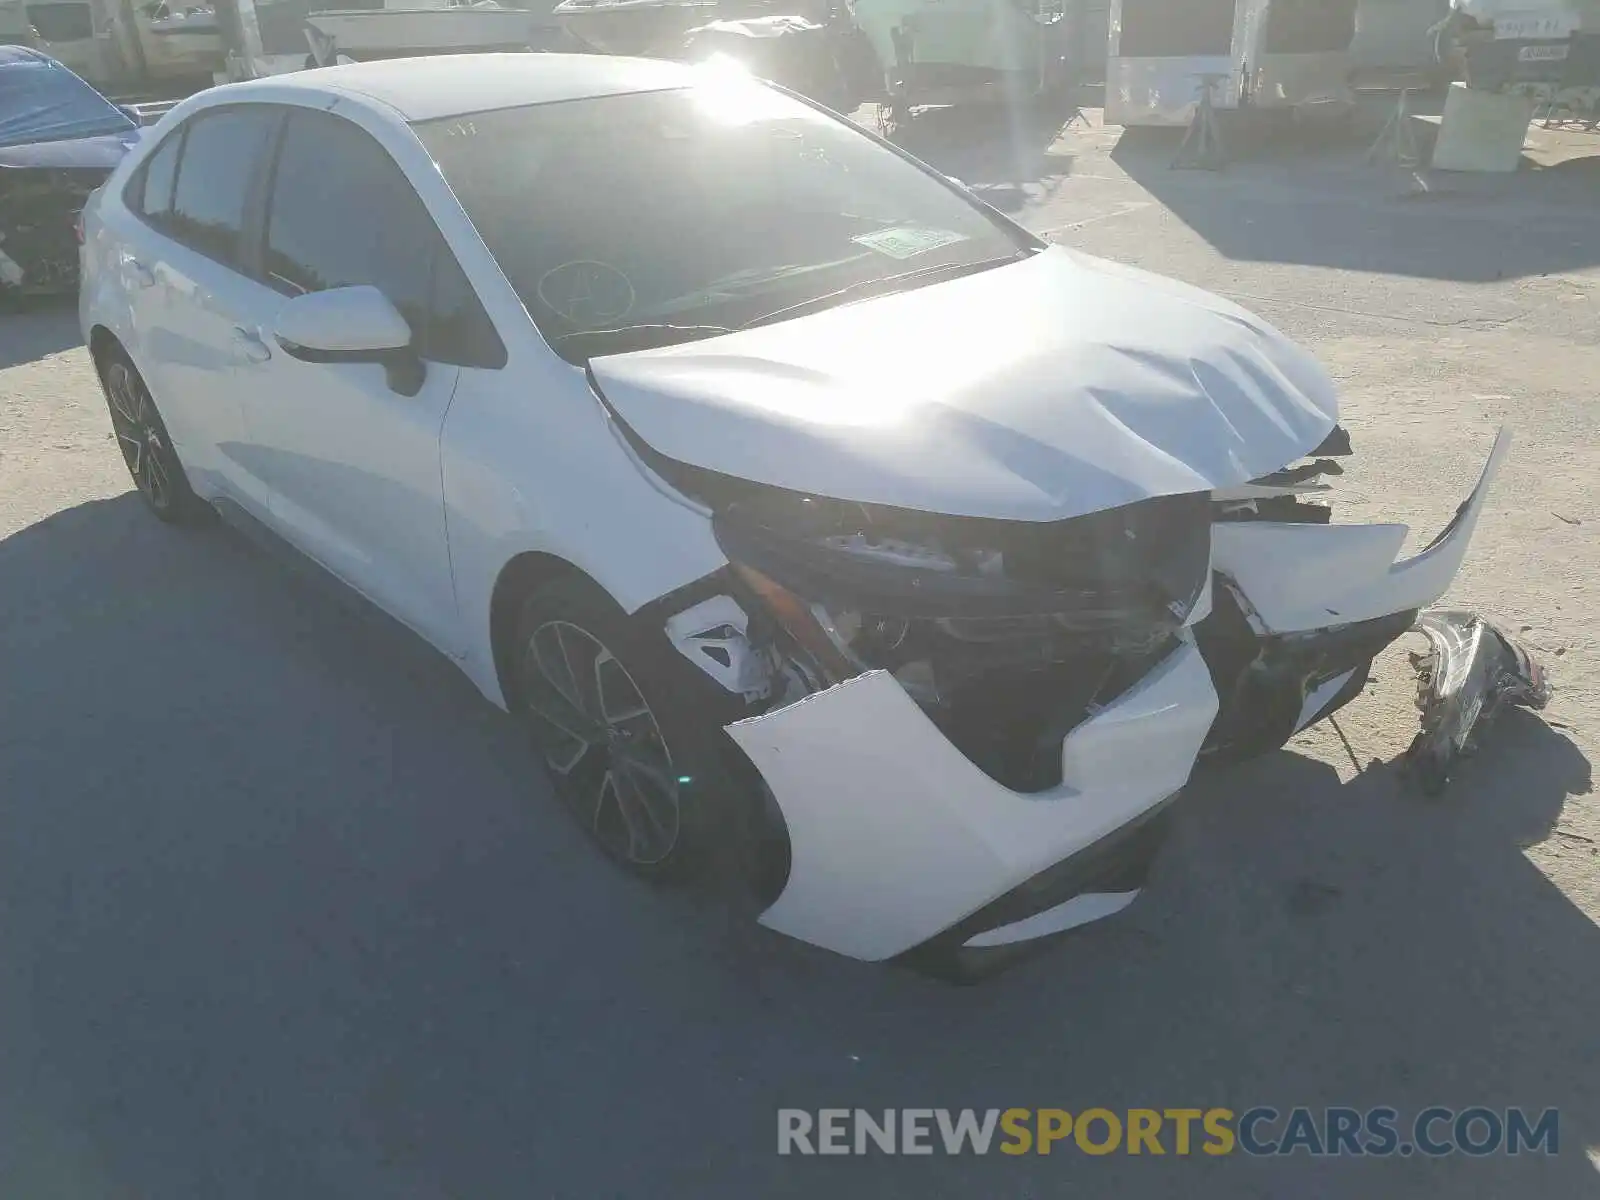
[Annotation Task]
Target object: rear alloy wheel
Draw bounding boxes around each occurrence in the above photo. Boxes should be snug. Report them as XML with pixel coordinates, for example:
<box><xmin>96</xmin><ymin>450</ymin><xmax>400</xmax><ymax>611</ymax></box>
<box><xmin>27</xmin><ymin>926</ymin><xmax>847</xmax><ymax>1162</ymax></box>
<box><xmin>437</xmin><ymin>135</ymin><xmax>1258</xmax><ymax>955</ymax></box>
<box><xmin>100</xmin><ymin>353</ymin><xmax>204</xmax><ymax>523</ymax></box>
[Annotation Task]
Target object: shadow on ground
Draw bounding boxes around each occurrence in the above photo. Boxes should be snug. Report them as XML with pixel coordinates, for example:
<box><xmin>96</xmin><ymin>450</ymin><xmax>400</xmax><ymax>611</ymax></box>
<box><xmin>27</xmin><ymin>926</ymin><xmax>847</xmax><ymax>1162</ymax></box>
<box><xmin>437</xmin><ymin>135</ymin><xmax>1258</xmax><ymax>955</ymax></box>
<box><xmin>1106</xmin><ymin>98</ymin><xmax>1600</xmax><ymax>283</ymax></box>
<box><xmin>0</xmin><ymin>495</ymin><xmax>1595</xmax><ymax>1198</ymax></box>
<box><xmin>0</xmin><ymin>298</ymin><xmax>82</xmax><ymax>370</ymax></box>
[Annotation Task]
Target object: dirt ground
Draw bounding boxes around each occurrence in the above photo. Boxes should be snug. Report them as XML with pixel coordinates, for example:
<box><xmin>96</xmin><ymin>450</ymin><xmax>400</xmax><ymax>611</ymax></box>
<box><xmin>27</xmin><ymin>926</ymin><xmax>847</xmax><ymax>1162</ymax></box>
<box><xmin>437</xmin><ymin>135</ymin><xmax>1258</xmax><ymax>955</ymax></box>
<box><xmin>0</xmin><ymin>109</ymin><xmax>1596</xmax><ymax>1197</ymax></box>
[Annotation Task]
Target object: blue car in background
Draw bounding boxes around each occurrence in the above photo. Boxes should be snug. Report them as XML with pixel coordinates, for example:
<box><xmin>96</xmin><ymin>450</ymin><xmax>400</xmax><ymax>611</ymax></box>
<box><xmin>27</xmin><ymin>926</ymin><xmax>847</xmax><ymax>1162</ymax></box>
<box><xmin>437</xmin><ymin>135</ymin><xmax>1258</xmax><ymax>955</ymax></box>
<box><xmin>0</xmin><ymin>45</ymin><xmax>140</xmax><ymax>298</ymax></box>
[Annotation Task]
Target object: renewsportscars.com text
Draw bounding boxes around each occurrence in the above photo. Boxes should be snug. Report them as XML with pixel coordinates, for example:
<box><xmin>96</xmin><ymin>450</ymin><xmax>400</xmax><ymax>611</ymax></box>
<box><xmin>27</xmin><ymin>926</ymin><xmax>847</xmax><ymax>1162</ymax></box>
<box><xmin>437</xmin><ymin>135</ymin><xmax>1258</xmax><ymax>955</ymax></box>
<box><xmin>777</xmin><ymin>1107</ymin><xmax>1560</xmax><ymax>1158</ymax></box>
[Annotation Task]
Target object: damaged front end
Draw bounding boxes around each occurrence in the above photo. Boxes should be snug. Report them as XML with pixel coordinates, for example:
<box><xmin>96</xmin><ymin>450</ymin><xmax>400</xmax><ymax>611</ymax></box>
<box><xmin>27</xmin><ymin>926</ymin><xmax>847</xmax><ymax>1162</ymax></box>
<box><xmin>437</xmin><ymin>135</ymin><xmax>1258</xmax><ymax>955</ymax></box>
<box><xmin>0</xmin><ymin>163</ymin><xmax>102</xmax><ymax>296</ymax></box>
<box><xmin>641</xmin><ymin>452</ymin><xmax>1219</xmax><ymax>971</ymax></box>
<box><xmin>709</xmin><ymin>484</ymin><xmax>1211</xmax><ymax>792</ymax></box>
<box><xmin>643</xmin><ymin>425</ymin><xmax>1521</xmax><ymax>973</ymax></box>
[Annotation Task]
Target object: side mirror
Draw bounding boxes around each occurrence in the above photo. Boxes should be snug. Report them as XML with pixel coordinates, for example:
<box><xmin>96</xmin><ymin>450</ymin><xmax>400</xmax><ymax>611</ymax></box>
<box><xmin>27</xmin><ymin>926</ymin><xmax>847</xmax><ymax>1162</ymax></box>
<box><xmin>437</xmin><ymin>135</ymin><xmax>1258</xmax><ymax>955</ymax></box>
<box><xmin>119</xmin><ymin>104</ymin><xmax>142</xmax><ymax>124</ymax></box>
<box><xmin>274</xmin><ymin>285</ymin><xmax>424</xmax><ymax>395</ymax></box>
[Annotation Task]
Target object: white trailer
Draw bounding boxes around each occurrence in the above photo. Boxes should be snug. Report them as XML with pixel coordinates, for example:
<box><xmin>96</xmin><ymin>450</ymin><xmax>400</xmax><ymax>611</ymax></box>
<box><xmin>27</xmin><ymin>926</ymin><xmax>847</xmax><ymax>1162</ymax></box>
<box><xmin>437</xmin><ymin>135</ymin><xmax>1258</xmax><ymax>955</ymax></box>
<box><xmin>1106</xmin><ymin>0</ymin><xmax>1360</xmax><ymax>126</ymax></box>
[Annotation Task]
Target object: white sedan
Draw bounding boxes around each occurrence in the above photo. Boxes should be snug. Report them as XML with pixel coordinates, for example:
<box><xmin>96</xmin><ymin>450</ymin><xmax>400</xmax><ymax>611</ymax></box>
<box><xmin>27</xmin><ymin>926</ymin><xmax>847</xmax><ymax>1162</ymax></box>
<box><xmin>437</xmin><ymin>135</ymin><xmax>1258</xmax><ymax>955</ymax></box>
<box><xmin>79</xmin><ymin>54</ymin><xmax>1508</xmax><ymax>978</ymax></box>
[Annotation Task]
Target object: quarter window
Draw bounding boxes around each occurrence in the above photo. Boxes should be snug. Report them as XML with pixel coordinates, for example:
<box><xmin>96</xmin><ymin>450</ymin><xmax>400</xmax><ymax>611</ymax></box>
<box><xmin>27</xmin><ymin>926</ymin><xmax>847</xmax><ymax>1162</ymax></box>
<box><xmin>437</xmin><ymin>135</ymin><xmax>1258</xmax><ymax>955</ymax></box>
<box><xmin>132</xmin><ymin>127</ymin><xmax>182</xmax><ymax>221</ymax></box>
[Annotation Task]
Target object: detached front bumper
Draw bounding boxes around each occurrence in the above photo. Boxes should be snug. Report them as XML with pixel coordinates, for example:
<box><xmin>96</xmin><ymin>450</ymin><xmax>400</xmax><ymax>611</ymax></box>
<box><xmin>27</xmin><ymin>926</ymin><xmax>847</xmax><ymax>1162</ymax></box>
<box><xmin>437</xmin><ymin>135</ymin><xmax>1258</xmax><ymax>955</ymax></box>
<box><xmin>726</xmin><ymin>638</ymin><xmax>1218</xmax><ymax>963</ymax></box>
<box><xmin>715</xmin><ymin>431</ymin><xmax>1511</xmax><ymax>966</ymax></box>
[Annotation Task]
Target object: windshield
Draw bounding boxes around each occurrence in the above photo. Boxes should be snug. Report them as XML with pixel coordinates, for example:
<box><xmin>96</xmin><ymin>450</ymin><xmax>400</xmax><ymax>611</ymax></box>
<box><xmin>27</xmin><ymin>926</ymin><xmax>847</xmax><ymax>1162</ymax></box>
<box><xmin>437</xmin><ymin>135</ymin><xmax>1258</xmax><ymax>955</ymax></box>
<box><xmin>413</xmin><ymin>77</ymin><xmax>1036</xmax><ymax>358</ymax></box>
<box><xmin>0</xmin><ymin>57</ymin><xmax>135</xmax><ymax>148</ymax></box>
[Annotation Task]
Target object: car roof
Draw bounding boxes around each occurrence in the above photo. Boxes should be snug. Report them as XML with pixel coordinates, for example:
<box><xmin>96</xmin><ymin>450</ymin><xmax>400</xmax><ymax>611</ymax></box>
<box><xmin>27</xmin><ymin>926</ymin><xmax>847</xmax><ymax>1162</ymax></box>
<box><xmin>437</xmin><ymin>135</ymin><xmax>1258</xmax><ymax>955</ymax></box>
<box><xmin>234</xmin><ymin>53</ymin><xmax>701</xmax><ymax>123</ymax></box>
<box><xmin>0</xmin><ymin>46</ymin><xmax>54</xmax><ymax>68</ymax></box>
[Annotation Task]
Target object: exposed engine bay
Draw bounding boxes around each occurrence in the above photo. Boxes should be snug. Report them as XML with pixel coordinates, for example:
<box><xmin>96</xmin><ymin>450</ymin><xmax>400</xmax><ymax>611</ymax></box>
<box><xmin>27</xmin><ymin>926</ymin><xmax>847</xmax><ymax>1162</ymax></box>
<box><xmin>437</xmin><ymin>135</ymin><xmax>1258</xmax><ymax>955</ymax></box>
<box><xmin>653</xmin><ymin>423</ymin><xmax>1444</xmax><ymax>793</ymax></box>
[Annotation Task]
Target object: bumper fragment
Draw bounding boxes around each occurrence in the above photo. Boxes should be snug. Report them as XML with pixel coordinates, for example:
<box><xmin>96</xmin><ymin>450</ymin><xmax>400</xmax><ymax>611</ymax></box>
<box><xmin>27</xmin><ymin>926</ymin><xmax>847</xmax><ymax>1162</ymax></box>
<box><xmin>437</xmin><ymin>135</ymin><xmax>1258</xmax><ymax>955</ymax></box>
<box><xmin>1210</xmin><ymin>429</ymin><xmax>1511</xmax><ymax>635</ymax></box>
<box><xmin>724</xmin><ymin>638</ymin><xmax>1217</xmax><ymax>961</ymax></box>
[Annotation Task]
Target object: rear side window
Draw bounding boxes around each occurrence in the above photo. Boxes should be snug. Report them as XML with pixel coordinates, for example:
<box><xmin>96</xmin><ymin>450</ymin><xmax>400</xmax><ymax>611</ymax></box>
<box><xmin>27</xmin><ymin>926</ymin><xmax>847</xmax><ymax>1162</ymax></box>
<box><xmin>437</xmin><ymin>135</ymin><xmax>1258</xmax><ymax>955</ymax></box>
<box><xmin>262</xmin><ymin>109</ymin><xmax>504</xmax><ymax>368</ymax></box>
<box><xmin>166</xmin><ymin>106</ymin><xmax>278</xmax><ymax>268</ymax></box>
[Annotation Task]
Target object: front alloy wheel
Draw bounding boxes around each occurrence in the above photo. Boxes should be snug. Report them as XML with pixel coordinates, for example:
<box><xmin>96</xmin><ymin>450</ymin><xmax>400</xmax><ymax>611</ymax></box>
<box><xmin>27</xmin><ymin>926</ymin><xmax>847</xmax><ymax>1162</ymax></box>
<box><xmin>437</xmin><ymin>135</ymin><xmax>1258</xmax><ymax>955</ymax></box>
<box><xmin>521</xmin><ymin>618</ymin><xmax>684</xmax><ymax>867</ymax></box>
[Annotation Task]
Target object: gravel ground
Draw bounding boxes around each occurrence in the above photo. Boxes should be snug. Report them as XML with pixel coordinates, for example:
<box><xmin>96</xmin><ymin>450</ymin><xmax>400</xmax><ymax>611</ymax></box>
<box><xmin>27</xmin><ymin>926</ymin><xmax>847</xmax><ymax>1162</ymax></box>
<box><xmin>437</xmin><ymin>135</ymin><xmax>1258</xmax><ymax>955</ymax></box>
<box><xmin>1</xmin><ymin>110</ymin><xmax>1596</xmax><ymax>1198</ymax></box>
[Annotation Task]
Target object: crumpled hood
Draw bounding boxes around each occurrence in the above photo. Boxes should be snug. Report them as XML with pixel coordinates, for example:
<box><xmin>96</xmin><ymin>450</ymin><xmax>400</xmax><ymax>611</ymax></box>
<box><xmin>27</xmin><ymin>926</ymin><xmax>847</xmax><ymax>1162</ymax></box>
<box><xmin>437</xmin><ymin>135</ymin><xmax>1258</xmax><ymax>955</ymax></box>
<box><xmin>0</xmin><ymin>131</ymin><xmax>138</xmax><ymax>170</ymax></box>
<box><xmin>590</xmin><ymin>244</ymin><xmax>1339</xmax><ymax>522</ymax></box>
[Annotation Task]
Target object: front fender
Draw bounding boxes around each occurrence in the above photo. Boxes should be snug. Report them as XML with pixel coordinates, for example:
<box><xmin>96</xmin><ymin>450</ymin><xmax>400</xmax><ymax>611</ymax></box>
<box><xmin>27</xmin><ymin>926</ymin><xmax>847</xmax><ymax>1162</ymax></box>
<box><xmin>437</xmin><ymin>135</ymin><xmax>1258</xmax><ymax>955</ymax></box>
<box><xmin>441</xmin><ymin>367</ymin><xmax>729</xmax><ymax>710</ymax></box>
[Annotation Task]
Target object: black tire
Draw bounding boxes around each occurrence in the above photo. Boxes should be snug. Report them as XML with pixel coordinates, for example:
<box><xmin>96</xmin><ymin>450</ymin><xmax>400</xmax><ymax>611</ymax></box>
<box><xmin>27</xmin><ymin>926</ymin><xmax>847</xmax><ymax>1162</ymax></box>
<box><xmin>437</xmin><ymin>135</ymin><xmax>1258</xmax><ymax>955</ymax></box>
<box><xmin>511</xmin><ymin>575</ymin><xmax>745</xmax><ymax>882</ymax></box>
<box><xmin>97</xmin><ymin>348</ymin><xmax>209</xmax><ymax>525</ymax></box>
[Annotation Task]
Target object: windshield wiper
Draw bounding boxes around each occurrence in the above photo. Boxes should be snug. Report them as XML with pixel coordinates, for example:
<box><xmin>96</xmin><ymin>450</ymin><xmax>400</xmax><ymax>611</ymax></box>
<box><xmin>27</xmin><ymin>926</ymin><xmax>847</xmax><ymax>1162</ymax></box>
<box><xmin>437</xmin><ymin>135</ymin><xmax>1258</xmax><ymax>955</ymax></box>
<box><xmin>739</xmin><ymin>251</ymin><xmax>1035</xmax><ymax>330</ymax></box>
<box><xmin>548</xmin><ymin>323</ymin><xmax>737</xmax><ymax>362</ymax></box>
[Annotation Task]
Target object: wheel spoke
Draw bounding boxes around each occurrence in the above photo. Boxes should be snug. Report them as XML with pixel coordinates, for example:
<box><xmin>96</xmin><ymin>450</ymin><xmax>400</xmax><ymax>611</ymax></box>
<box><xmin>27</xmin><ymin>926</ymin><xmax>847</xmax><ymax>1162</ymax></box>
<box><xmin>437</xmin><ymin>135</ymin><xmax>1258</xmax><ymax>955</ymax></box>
<box><xmin>593</xmin><ymin>768</ymin><xmax>629</xmax><ymax>855</ymax></box>
<box><xmin>610</xmin><ymin>764</ymin><xmax>667</xmax><ymax>859</ymax></box>
<box><xmin>136</xmin><ymin>448</ymin><xmax>157</xmax><ymax>498</ymax></box>
<box><xmin>107</xmin><ymin>367</ymin><xmax>142</xmax><ymax>426</ymax></box>
<box><xmin>521</xmin><ymin>640</ymin><xmax>604</xmax><ymax>769</ymax></box>
<box><xmin>528</xmin><ymin>717</ymin><xmax>592</xmax><ymax>776</ymax></box>
<box><xmin>117</xmin><ymin>432</ymin><xmax>143</xmax><ymax>475</ymax></box>
<box><xmin>532</xmin><ymin>623</ymin><xmax>587</xmax><ymax>716</ymax></box>
<box><xmin>594</xmin><ymin>651</ymin><xmax>648</xmax><ymax>724</ymax></box>
<box><xmin>555</xmin><ymin>624</ymin><xmax>605</xmax><ymax>721</ymax></box>
<box><xmin>525</xmin><ymin>618</ymin><xmax>683</xmax><ymax>866</ymax></box>
<box><xmin>145</xmin><ymin>442</ymin><xmax>170</xmax><ymax>501</ymax></box>
<box><xmin>613</xmin><ymin>759</ymin><xmax>672</xmax><ymax>844</ymax></box>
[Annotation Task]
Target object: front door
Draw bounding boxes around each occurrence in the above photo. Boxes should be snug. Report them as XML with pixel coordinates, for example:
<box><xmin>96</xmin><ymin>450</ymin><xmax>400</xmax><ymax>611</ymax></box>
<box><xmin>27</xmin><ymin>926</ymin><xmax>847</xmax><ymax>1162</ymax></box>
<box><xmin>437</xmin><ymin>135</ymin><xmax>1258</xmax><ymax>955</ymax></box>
<box><xmin>233</xmin><ymin>106</ymin><xmax>470</xmax><ymax>655</ymax></box>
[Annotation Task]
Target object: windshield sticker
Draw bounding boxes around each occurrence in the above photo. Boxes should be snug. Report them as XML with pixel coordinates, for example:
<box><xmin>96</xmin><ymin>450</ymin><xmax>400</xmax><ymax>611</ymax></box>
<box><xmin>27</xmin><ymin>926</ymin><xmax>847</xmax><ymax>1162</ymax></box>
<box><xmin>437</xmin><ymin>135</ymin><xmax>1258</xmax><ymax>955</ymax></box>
<box><xmin>851</xmin><ymin>227</ymin><xmax>969</xmax><ymax>260</ymax></box>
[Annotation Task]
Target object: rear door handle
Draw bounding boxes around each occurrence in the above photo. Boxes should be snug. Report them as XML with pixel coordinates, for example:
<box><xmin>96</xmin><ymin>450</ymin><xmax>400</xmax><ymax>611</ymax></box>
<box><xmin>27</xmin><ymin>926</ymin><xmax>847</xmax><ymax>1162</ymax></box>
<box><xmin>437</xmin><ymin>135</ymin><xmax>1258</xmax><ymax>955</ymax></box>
<box><xmin>232</xmin><ymin>325</ymin><xmax>273</xmax><ymax>364</ymax></box>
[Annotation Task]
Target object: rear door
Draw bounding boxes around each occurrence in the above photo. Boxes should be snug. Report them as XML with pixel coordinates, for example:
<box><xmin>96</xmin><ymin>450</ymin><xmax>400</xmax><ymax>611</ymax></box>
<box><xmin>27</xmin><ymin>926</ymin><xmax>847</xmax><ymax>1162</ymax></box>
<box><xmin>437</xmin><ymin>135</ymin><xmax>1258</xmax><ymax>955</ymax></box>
<box><xmin>235</xmin><ymin>106</ymin><xmax>501</xmax><ymax>655</ymax></box>
<box><xmin>116</xmin><ymin>104</ymin><xmax>281</xmax><ymax>497</ymax></box>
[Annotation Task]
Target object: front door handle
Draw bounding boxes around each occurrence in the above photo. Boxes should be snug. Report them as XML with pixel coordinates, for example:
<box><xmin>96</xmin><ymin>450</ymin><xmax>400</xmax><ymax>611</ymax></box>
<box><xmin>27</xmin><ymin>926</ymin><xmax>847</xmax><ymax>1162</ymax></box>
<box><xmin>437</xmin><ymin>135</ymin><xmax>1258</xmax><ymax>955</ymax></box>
<box><xmin>232</xmin><ymin>325</ymin><xmax>272</xmax><ymax>364</ymax></box>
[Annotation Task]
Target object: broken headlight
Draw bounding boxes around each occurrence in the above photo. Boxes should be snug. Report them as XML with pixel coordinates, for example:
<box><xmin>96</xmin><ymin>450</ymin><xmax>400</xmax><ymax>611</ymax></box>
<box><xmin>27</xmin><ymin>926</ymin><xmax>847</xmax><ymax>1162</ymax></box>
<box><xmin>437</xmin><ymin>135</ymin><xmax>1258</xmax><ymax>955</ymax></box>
<box><xmin>714</xmin><ymin>489</ymin><xmax>1212</xmax><ymax>703</ymax></box>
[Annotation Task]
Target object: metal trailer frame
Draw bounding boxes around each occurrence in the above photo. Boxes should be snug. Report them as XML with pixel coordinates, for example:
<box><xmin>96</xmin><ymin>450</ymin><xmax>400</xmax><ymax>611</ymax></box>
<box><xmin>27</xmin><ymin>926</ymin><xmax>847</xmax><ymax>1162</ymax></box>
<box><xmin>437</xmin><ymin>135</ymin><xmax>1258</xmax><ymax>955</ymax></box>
<box><xmin>1106</xmin><ymin>0</ymin><xmax>1357</xmax><ymax>126</ymax></box>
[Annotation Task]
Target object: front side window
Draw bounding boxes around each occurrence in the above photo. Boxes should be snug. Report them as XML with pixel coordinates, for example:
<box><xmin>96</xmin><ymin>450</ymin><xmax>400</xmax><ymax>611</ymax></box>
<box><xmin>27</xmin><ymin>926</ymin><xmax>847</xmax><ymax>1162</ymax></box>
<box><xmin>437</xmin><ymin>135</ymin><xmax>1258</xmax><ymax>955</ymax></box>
<box><xmin>413</xmin><ymin>78</ymin><xmax>1036</xmax><ymax>359</ymax></box>
<box><xmin>262</xmin><ymin>108</ymin><xmax>502</xmax><ymax>367</ymax></box>
<box><xmin>167</xmin><ymin>106</ymin><xmax>278</xmax><ymax>267</ymax></box>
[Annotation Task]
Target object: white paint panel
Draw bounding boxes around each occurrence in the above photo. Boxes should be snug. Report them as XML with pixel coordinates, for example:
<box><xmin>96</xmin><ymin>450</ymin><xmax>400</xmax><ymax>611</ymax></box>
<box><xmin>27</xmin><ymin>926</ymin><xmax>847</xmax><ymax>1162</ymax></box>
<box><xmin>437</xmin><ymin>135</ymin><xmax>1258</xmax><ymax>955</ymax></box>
<box><xmin>593</xmin><ymin>246</ymin><xmax>1340</xmax><ymax>523</ymax></box>
<box><xmin>726</xmin><ymin>639</ymin><xmax>1218</xmax><ymax>961</ymax></box>
<box><xmin>1210</xmin><ymin>429</ymin><xmax>1510</xmax><ymax>635</ymax></box>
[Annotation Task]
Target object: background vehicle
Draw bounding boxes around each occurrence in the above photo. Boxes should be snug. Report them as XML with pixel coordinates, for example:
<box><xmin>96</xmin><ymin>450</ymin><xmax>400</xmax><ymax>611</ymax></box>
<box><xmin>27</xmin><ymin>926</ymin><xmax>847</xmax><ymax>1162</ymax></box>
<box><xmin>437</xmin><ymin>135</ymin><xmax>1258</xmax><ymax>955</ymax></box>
<box><xmin>1106</xmin><ymin>0</ymin><xmax>1361</xmax><ymax>127</ymax></box>
<box><xmin>0</xmin><ymin>45</ymin><xmax>138</xmax><ymax>298</ymax></box>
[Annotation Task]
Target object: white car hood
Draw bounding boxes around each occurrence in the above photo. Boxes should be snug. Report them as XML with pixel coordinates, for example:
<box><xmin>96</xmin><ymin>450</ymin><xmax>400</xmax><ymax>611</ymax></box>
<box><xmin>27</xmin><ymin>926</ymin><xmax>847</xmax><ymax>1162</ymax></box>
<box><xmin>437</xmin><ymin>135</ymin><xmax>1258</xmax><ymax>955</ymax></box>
<box><xmin>591</xmin><ymin>245</ymin><xmax>1340</xmax><ymax>522</ymax></box>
